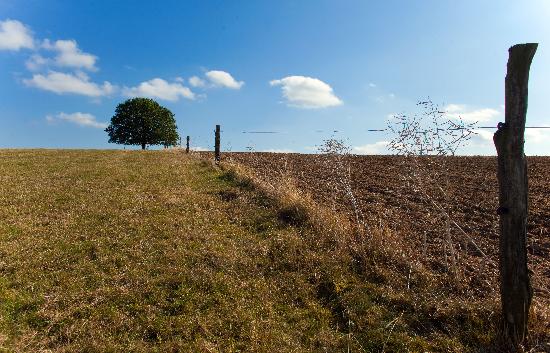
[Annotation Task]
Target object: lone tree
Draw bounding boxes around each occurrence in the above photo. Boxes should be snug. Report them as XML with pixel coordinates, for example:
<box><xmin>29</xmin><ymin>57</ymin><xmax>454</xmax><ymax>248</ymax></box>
<box><xmin>105</xmin><ymin>97</ymin><xmax>179</xmax><ymax>150</ymax></box>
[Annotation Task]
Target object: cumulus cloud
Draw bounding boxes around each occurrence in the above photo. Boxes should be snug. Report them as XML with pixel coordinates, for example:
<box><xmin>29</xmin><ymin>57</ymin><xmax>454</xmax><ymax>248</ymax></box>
<box><xmin>205</xmin><ymin>70</ymin><xmax>244</xmax><ymax>89</ymax></box>
<box><xmin>189</xmin><ymin>75</ymin><xmax>206</xmax><ymax>88</ymax></box>
<box><xmin>353</xmin><ymin>141</ymin><xmax>389</xmax><ymax>155</ymax></box>
<box><xmin>188</xmin><ymin>71</ymin><xmax>243</xmax><ymax>89</ymax></box>
<box><xmin>46</xmin><ymin>112</ymin><xmax>107</xmax><ymax>129</ymax></box>
<box><xmin>445</xmin><ymin>104</ymin><xmax>500</xmax><ymax>123</ymax></box>
<box><xmin>270</xmin><ymin>76</ymin><xmax>343</xmax><ymax>109</ymax></box>
<box><xmin>42</xmin><ymin>39</ymin><xmax>97</xmax><ymax>71</ymax></box>
<box><xmin>0</xmin><ymin>19</ymin><xmax>34</xmax><ymax>51</ymax></box>
<box><xmin>123</xmin><ymin>78</ymin><xmax>195</xmax><ymax>101</ymax></box>
<box><xmin>24</xmin><ymin>71</ymin><xmax>115</xmax><ymax>97</ymax></box>
<box><xmin>25</xmin><ymin>54</ymin><xmax>48</xmax><ymax>71</ymax></box>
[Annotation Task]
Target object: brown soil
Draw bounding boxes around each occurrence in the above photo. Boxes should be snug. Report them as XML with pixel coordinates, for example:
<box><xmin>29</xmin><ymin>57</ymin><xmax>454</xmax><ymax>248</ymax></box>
<box><xmin>219</xmin><ymin>152</ymin><xmax>549</xmax><ymax>305</ymax></box>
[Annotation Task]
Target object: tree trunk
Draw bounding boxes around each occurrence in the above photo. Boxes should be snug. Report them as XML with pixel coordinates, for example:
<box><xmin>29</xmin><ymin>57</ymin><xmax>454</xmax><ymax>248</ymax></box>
<box><xmin>493</xmin><ymin>43</ymin><xmax>537</xmax><ymax>348</ymax></box>
<box><xmin>141</xmin><ymin>143</ymin><xmax>146</xmax><ymax>150</ymax></box>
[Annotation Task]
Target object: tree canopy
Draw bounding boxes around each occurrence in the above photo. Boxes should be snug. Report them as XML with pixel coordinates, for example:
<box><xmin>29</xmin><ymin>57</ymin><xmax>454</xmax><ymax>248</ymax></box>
<box><xmin>105</xmin><ymin>98</ymin><xmax>179</xmax><ymax>150</ymax></box>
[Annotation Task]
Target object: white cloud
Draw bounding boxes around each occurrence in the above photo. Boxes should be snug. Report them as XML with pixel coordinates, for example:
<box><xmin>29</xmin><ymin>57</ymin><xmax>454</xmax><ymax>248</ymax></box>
<box><xmin>189</xmin><ymin>75</ymin><xmax>206</xmax><ymax>88</ymax></box>
<box><xmin>25</xmin><ymin>54</ymin><xmax>48</xmax><ymax>71</ymax></box>
<box><xmin>123</xmin><ymin>78</ymin><xmax>195</xmax><ymax>101</ymax></box>
<box><xmin>465</xmin><ymin>126</ymin><xmax>550</xmax><ymax>156</ymax></box>
<box><xmin>368</xmin><ymin>83</ymin><xmax>377</xmax><ymax>88</ymax></box>
<box><xmin>205</xmin><ymin>70</ymin><xmax>244</xmax><ymax>89</ymax></box>
<box><xmin>526</xmin><ymin>127</ymin><xmax>550</xmax><ymax>156</ymax></box>
<box><xmin>191</xmin><ymin>146</ymin><xmax>209</xmax><ymax>151</ymax></box>
<box><xmin>525</xmin><ymin>125</ymin><xmax>550</xmax><ymax>144</ymax></box>
<box><xmin>174</xmin><ymin>76</ymin><xmax>184</xmax><ymax>83</ymax></box>
<box><xmin>262</xmin><ymin>148</ymin><xmax>294</xmax><ymax>153</ymax></box>
<box><xmin>42</xmin><ymin>39</ymin><xmax>97</xmax><ymax>71</ymax></box>
<box><xmin>353</xmin><ymin>141</ymin><xmax>389</xmax><ymax>155</ymax></box>
<box><xmin>0</xmin><ymin>19</ymin><xmax>34</xmax><ymax>51</ymax></box>
<box><xmin>445</xmin><ymin>104</ymin><xmax>500</xmax><ymax>123</ymax></box>
<box><xmin>46</xmin><ymin>112</ymin><xmax>107</xmax><ymax>129</ymax></box>
<box><xmin>472</xmin><ymin>129</ymin><xmax>494</xmax><ymax>142</ymax></box>
<box><xmin>24</xmin><ymin>71</ymin><xmax>115</xmax><ymax>97</ymax></box>
<box><xmin>270</xmin><ymin>75</ymin><xmax>342</xmax><ymax>109</ymax></box>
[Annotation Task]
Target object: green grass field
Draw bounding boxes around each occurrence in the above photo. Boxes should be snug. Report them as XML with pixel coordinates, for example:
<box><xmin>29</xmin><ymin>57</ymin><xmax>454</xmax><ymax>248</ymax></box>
<box><xmin>0</xmin><ymin>150</ymin><xmax>523</xmax><ymax>352</ymax></box>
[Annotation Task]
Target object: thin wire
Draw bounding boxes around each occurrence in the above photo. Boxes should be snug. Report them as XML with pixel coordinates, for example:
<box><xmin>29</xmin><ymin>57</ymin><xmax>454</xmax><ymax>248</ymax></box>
<box><xmin>478</xmin><ymin>126</ymin><xmax>550</xmax><ymax>129</ymax></box>
<box><xmin>240</xmin><ymin>126</ymin><xmax>549</xmax><ymax>134</ymax></box>
<box><xmin>241</xmin><ymin>130</ymin><xmax>341</xmax><ymax>134</ymax></box>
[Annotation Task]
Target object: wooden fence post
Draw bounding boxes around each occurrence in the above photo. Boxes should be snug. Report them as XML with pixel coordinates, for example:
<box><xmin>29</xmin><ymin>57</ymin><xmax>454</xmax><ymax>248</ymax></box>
<box><xmin>493</xmin><ymin>43</ymin><xmax>537</xmax><ymax>347</ymax></box>
<box><xmin>215</xmin><ymin>125</ymin><xmax>221</xmax><ymax>163</ymax></box>
<box><xmin>186</xmin><ymin>136</ymin><xmax>190</xmax><ymax>153</ymax></box>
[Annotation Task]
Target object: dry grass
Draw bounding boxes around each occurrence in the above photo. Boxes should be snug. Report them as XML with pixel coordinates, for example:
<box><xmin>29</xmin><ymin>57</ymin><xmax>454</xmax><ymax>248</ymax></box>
<box><xmin>1</xmin><ymin>149</ymin><xmax>547</xmax><ymax>352</ymax></box>
<box><xmin>0</xmin><ymin>149</ymin><xmax>345</xmax><ymax>352</ymax></box>
<box><xmin>214</xmin><ymin>152</ymin><xmax>550</xmax><ymax>352</ymax></box>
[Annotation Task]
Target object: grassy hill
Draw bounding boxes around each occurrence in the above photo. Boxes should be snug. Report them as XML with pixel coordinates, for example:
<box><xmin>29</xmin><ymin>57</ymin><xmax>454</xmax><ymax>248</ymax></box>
<box><xmin>0</xmin><ymin>150</ymin><xmax>543</xmax><ymax>352</ymax></box>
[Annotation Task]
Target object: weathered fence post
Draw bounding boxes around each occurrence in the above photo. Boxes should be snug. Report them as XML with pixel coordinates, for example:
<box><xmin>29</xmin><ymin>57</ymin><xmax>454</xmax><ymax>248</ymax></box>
<box><xmin>214</xmin><ymin>125</ymin><xmax>221</xmax><ymax>163</ymax></box>
<box><xmin>186</xmin><ymin>136</ymin><xmax>190</xmax><ymax>153</ymax></box>
<box><xmin>493</xmin><ymin>43</ymin><xmax>537</xmax><ymax>348</ymax></box>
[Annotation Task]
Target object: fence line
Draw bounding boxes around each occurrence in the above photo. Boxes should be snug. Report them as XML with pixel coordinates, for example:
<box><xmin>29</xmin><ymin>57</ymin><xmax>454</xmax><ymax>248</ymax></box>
<box><xmin>239</xmin><ymin>126</ymin><xmax>549</xmax><ymax>134</ymax></box>
<box><xmin>182</xmin><ymin>125</ymin><xmax>549</xmax><ymax>152</ymax></box>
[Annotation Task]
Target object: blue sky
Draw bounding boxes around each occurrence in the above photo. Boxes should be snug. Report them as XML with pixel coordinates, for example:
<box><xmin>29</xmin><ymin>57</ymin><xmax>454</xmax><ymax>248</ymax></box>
<box><xmin>1</xmin><ymin>0</ymin><xmax>549</xmax><ymax>155</ymax></box>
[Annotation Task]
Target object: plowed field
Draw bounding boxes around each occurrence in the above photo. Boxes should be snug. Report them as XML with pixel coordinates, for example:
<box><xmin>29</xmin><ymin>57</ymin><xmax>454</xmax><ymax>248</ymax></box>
<box><xmin>222</xmin><ymin>152</ymin><xmax>549</xmax><ymax>302</ymax></box>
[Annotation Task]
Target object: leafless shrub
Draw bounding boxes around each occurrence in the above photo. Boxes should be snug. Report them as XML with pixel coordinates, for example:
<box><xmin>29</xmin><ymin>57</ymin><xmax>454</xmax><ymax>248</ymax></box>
<box><xmin>316</xmin><ymin>138</ymin><xmax>368</xmax><ymax>236</ymax></box>
<box><xmin>387</xmin><ymin>100</ymin><xmax>476</xmax><ymax>157</ymax></box>
<box><xmin>386</xmin><ymin>99</ymin><xmax>483</xmax><ymax>273</ymax></box>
